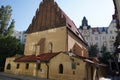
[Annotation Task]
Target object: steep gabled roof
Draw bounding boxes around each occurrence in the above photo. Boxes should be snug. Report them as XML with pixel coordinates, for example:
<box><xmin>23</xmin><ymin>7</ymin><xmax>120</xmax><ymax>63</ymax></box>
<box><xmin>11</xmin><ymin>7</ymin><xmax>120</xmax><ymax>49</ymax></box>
<box><xmin>26</xmin><ymin>0</ymin><xmax>85</xmax><ymax>42</ymax></box>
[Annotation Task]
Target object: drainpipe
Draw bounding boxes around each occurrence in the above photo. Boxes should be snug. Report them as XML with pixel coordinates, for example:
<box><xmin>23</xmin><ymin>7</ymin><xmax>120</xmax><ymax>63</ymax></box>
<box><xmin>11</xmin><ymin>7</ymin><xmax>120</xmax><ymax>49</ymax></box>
<box><xmin>46</xmin><ymin>63</ymin><xmax>49</xmax><ymax>79</ymax></box>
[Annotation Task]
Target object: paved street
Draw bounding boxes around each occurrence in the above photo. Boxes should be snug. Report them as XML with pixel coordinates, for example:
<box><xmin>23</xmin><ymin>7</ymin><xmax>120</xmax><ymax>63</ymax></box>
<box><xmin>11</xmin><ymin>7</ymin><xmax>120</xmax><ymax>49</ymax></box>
<box><xmin>0</xmin><ymin>76</ymin><xmax>17</xmax><ymax>80</ymax></box>
<box><xmin>0</xmin><ymin>72</ymin><xmax>50</xmax><ymax>80</ymax></box>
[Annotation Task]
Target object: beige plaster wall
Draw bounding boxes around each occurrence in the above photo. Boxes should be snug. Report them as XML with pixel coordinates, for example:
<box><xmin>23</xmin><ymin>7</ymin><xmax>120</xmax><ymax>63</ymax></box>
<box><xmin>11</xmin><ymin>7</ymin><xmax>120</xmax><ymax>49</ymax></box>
<box><xmin>24</xmin><ymin>26</ymin><xmax>67</xmax><ymax>55</ymax></box>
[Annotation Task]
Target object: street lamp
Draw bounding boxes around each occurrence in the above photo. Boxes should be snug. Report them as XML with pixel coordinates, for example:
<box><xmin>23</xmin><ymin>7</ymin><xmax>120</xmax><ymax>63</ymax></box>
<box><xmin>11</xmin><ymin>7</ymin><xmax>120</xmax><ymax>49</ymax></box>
<box><xmin>68</xmin><ymin>49</ymin><xmax>73</xmax><ymax>57</ymax></box>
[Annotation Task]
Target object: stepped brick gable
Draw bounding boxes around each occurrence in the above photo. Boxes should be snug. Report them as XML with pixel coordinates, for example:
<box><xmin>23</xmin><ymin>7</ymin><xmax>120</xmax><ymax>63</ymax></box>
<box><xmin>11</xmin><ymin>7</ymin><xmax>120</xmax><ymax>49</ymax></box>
<box><xmin>27</xmin><ymin>0</ymin><xmax>66</xmax><ymax>33</ymax></box>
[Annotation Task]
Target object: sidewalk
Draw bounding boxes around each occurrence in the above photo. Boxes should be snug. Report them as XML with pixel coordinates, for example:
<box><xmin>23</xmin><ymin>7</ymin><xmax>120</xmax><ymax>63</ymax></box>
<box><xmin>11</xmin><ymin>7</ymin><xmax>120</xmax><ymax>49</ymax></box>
<box><xmin>0</xmin><ymin>72</ymin><xmax>49</xmax><ymax>80</ymax></box>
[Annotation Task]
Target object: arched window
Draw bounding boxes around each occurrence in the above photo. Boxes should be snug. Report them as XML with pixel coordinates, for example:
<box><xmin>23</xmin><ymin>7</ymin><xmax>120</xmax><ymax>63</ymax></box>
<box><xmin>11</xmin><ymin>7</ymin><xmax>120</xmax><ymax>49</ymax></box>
<box><xmin>6</xmin><ymin>63</ymin><xmax>11</xmax><ymax>70</ymax></box>
<box><xmin>26</xmin><ymin>63</ymin><xmax>29</xmax><ymax>69</ymax></box>
<box><xmin>16</xmin><ymin>64</ymin><xmax>20</xmax><ymax>69</ymax></box>
<box><xmin>59</xmin><ymin>64</ymin><xmax>63</xmax><ymax>74</ymax></box>
<box><xmin>48</xmin><ymin>42</ymin><xmax>53</xmax><ymax>53</ymax></box>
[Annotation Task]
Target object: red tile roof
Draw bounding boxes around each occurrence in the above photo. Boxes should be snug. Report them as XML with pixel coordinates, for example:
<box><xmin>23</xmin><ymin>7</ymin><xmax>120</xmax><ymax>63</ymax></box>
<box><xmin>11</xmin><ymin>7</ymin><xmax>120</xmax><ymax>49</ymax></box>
<box><xmin>14</xmin><ymin>55</ymin><xmax>36</xmax><ymax>62</ymax></box>
<box><xmin>37</xmin><ymin>52</ymin><xmax>60</xmax><ymax>62</ymax></box>
<box><xmin>61</xmin><ymin>10</ymin><xmax>85</xmax><ymax>42</ymax></box>
<box><xmin>14</xmin><ymin>52</ymin><xmax>60</xmax><ymax>62</ymax></box>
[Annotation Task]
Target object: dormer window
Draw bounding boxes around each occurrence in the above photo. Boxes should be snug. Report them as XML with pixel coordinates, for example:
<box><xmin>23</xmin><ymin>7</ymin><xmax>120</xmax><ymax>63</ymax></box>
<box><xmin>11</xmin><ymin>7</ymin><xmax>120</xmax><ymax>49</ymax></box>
<box><xmin>76</xmin><ymin>31</ymin><xmax>79</xmax><ymax>35</ymax></box>
<box><xmin>67</xmin><ymin>24</ymin><xmax>72</xmax><ymax>28</ymax></box>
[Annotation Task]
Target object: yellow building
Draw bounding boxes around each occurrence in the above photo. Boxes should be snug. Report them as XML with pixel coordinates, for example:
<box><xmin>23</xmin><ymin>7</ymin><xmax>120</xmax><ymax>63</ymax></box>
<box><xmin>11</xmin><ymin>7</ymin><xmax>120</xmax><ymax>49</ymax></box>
<box><xmin>4</xmin><ymin>0</ymin><xmax>106</xmax><ymax>80</ymax></box>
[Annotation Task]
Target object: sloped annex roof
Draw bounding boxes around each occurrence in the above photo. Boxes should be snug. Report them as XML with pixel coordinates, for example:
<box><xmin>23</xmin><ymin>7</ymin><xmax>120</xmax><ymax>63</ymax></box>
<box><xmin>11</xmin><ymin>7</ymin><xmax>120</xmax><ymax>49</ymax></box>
<box><xmin>14</xmin><ymin>51</ymin><xmax>105</xmax><ymax>67</ymax></box>
<box><xmin>14</xmin><ymin>52</ymin><xmax>60</xmax><ymax>62</ymax></box>
<box><xmin>84</xmin><ymin>59</ymin><xmax>107</xmax><ymax>67</ymax></box>
<box><xmin>14</xmin><ymin>51</ymin><xmax>88</xmax><ymax>62</ymax></box>
<box><xmin>26</xmin><ymin>0</ymin><xmax>85</xmax><ymax>43</ymax></box>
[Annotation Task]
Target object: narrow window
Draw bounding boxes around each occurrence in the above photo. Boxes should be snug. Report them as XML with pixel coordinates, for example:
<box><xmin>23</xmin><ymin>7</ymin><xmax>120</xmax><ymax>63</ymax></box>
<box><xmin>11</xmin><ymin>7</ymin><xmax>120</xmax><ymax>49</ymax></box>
<box><xmin>59</xmin><ymin>64</ymin><xmax>63</xmax><ymax>74</ymax></box>
<box><xmin>37</xmin><ymin>63</ymin><xmax>41</xmax><ymax>70</ymax></box>
<box><xmin>110</xmin><ymin>31</ymin><xmax>112</xmax><ymax>34</ymax></box>
<box><xmin>95</xmin><ymin>37</ymin><xmax>98</xmax><ymax>40</ymax></box>
<box><xmin>26</xmin><ymin>63</ymin><xmax>29</xmax><ymax>69</ymax></box>
<box><xmin>48</xmin><ymin>42</ymin><xmax>53</xmax><ymax>53</ymax></box>
<box><xmin>6</xmin><ymin>63</ymin><xmax>11</xmax><ymax>70</ymax></box>
<box><xmin>16</xmin><ymin>64</ymin><xmax>20</xmax><ymax>69</ymax></box>
<box><xmin>112</xmin><ymin>36</ymin><xmax>114</xmax><ymax>39</ymax></box>
<box><xmin>72</xmin><ymin>62</ymin><xmax>76</xmax><ymax>69</ymax></box>
<box><xmin>73</xmin><ymin>71</ymin><xmax>75</xmax><ymax>75</ymax></box>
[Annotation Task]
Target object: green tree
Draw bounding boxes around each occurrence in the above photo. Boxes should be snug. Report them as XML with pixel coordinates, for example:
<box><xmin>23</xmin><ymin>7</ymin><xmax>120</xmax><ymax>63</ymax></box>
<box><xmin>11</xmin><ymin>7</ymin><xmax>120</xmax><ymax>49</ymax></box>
<box><xmin>0</xmin><ymin>5</ymin><xmax>13</xmax><ymax>36</ymax></box>
<box><xmin>114</xmin><ymin>31</ymin><xmax>120</xmax><ymax>54</ymax></box>
<box><xmin>0</xmin><ymin>35</ymin><xmax>24</xmax><ymax>56</ymax></box>
<box><xmin>113</xmin><ymin>31</ymin><xmax>120</xmax><ymax>72</ymax></box>
<box><xmin>99</xmin><ymin>45</ymin><xmax>112</xmax><ymax>64</ymax></box>
<box><xmin>0</xmin><ymin>5</ymin><xmax>24</xmax><ymax>71</ymax></box>
<box><xmin>88</xmin><ymin>45</ymin><xmax>98</xmax><ymax>57</ymax></box>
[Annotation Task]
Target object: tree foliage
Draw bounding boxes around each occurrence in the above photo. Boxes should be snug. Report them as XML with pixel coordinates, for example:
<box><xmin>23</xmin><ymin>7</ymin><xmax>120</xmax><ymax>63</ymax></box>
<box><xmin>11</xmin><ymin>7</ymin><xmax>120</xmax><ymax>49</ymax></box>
<box><xmin>0</xmin><ymin>35</ymin><xmax>24</xmax><ymax>56</ymax></box>
<box><xmin>0</xmin><ymin>5</ymin><xmax>14</xmax><ymax>36</ymax></box>
<box><xmin>99</xmin><ymin>45</ymin><xmax>112</xmax><ymax>64</ymax></box>
<box><xmin>0</xmin><ymin>5</ymin><xmax>24</xmax><ymax>71</ymax></box>
<box><xmin>114</xmin><ymin>31</ymin><xmax>120</xmax><ymax>54</ymax></box>
<box><xmin>88</xmin><ymin>45</ymin><xmax>98</xmax><ymax>57</ymax></box>
<box><xmin>0</xmin><ymin>5</ymin><xmax>24</xmax><ymax>56</ymax></box>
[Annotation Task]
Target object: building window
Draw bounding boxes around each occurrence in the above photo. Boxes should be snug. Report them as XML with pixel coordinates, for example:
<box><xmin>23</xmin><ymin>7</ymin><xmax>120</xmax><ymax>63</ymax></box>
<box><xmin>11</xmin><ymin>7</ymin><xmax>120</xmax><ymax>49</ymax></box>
<box><xmin>37</xmin><ymin>63</ymin><xmax>41</xmax><ymax>70</ymax></box>
<box><xmin>110</xmin><ymin>31</ymin><xmax>112</xmax><ymax>34</ymax></box>
<box><xmin>16</xmin><ymin>64</ymin><xmax>20</xmax><ymax>69</ymax></box>
<box><xmin>26</xmin><ymin>63</ymin><xmax>29</xmax><ymax>69</ymax></box>
<box><xmin>48</xmin><ymin>42</ymin><xmax>53</xmax><ymax>53</ymax></box>
<box><xmin>91</xmin><ymin>37</ymin><xmax>93</xmax><ymax>41</ymax></box>
<box><xmin>103</xmin><ymin>36</ymin><xmax>106</xmax><ymax>40</ymax></box>
<box><xmin>73</xmin><ymin>71</ymin><xmax>75</xmax><ymax>75</ymax></box>
<box><xmin>72</xmin><ymin>62</ymin><xmax>76</xmax><ymax>69</ymax></box>
<box><xmin>59</xmin><ymin>64</ymin><xmax>63</xmax><ymax>74</ymax></box>
<box><xmin>6</xmin><ymin>63</ymin><xmax>11</xmax><ymax>70</ymax></box>
<box><xmin>95</xmin><ymin>37</ymin><xmax>98</xmax><ymax>40</ymax></box>
<box><xmin>112</xmin><ymin>36</ymin><xmax>114</xmax><ymax>39</ymax></box>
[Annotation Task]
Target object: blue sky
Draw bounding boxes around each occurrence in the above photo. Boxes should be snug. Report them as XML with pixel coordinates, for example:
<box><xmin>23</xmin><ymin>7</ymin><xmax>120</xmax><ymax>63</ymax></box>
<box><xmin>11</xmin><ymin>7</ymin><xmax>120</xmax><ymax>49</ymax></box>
<box><xmin>0</xmin><ymin>0</ymin><xmax>114</xmax><ymax>31</ymax></box>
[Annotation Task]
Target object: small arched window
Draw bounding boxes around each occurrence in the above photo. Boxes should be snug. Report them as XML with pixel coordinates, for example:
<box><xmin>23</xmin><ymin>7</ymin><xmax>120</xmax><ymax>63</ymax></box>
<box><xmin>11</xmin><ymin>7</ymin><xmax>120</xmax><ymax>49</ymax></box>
<box><xmin>6</xmin><ymin>63</ymin><xmax>11</xmax><ymax>70</ymax></box>
<box><xmin>59</xmin><ymin>64</ymin><xmax>63</xmax><ymax>74</ymax></box>
<box><xmin>16</xmin><ymin>64</ymin><xmax>20</xmax><ymax>69</ymax></box>
<box><xmin>26</xmin><ymin>63</ymin><xmax>29</xmax><ymax>70</ymax></box>
<box><xmin>48</xmin><ymin>42</ymin><xmax>53</xmax><ymax>53</ymax></box>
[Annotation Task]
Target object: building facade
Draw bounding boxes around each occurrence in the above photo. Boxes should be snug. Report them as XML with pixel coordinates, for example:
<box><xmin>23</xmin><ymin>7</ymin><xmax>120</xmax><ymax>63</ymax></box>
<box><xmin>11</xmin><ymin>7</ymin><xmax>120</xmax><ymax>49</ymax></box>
<box><xmin>5</xmin><ymin>0</ymin><xmax>88</xmax><ymax>80</ymax></box>
<box><xmin>4</xmin><ymin>0</ymin><xmax>107</xmax><ymax>80</ymax></box>
<box><xmin>12</xmin><ymin>30</ymin><xmax>26</xmax><ymax>44</ymax></box>
<box><xmin>79</xmin><ymin>17</ymin><xmax>117</xmax><ymax>55</ymax></box>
